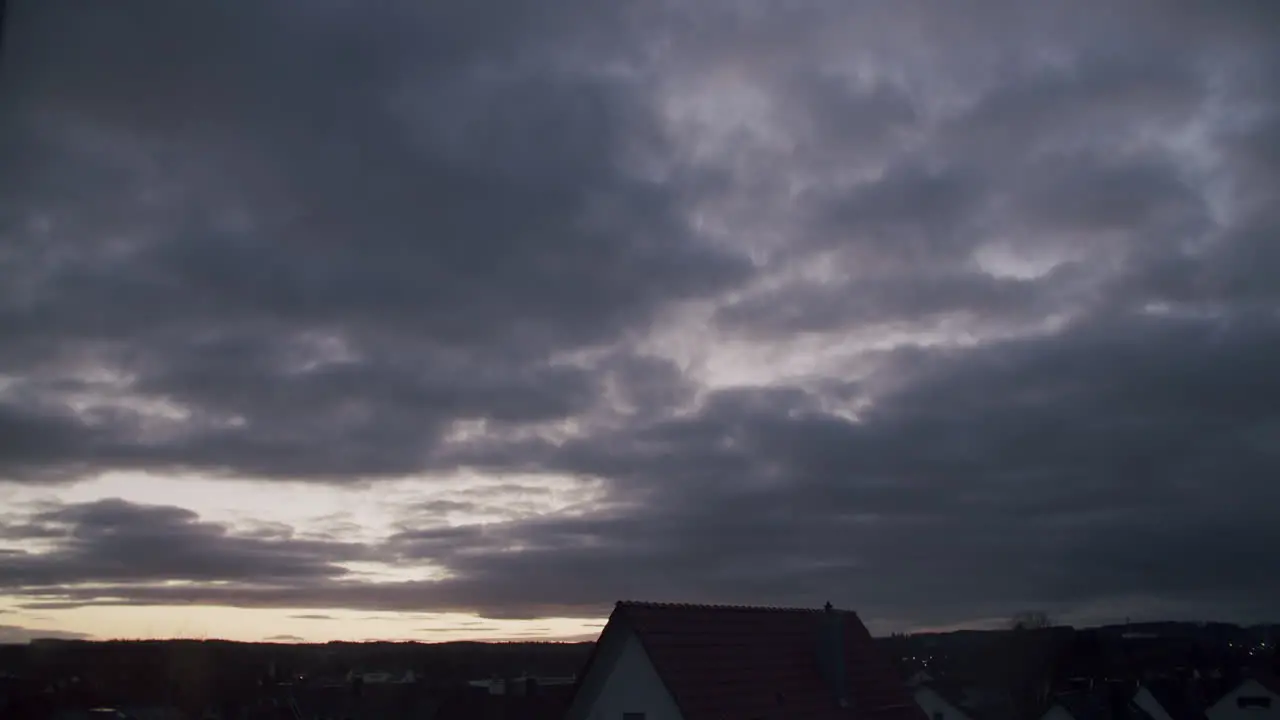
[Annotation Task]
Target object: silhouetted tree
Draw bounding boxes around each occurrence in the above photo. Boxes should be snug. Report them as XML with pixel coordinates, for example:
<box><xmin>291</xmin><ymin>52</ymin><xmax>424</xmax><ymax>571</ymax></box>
<box><xmin>1005</xmin><ymin>612</ymin><xmax>1060</xmax><ymax>720</ymax></box>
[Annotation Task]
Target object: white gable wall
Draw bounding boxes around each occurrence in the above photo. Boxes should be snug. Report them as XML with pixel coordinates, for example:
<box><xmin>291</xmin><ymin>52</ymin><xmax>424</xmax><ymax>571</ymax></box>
<box><xmin>1041</xmin><ymin>703</ymin><xmax>1078</xmax><ymax>720</ymax></box>
<box><xmin>914</xmin><ymin>686</ymin><xmax>973</xmax><ymax>720</ymax></box>
<box><xmin>1135</xmin><ymin>685</ymin><xmax>1177</xmax><ymax>720</ymax></box>
<box><xmin>571</xmin><ymin>628</ymin><xmax>684</xmax><ymax>720</ymax></box>
<box><xmin>1206</xmin><ymin>680</ymin><xmax>1280</xmax><ymax>720</ymax></box>
<box><xmin>908</xmin><ymin>671</ymin><xmax>935</xmax><ymax>688</ymax></box>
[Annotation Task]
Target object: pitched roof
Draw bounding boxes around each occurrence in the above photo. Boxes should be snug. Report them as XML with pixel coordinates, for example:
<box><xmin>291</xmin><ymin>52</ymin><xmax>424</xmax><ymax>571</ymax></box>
<box><xmin>582</xmin><ymin>600</ymin><xmax>926</xmax><ymax>720</ymax></box>
<box><xmin>1054</xmin><ymin>690</ymin><xmax>1115</xmax><ymax>720</ymax></box>
<box><xmin>1141</xmin><ymin>678</ymin><xmax>1209</xmax><ymax>720</ymax></box>
<box><xmin>1247</xmin><ymin>671</ymin><xmax>1280</xmax><ymax>698</ymax></box>
<box><xmin>1197</xmin><ymin>671</ymin><xmax>1280</xmax><ymax>711</ymax></box>
<box><xmin>1052</xmin><ymin>687</ymin><xmax>1157</xmax><ymax>720</ymax></box>
<box><xmin>917</xmin><ymin>681</ymin><xmax>982</xmax><ymax>720</ymax></box>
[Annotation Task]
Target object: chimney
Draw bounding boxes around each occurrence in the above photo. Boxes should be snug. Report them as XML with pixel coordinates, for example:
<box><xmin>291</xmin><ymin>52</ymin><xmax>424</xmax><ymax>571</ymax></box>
<box><xmin>816</xmin><ymin>602</ymin><xmax>851</xmax><ymax>709</ymax></box>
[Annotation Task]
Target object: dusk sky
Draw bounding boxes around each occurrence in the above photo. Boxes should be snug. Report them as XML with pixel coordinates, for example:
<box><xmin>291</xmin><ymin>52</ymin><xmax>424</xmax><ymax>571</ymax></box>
<box><xmin>1</xmin><ymin>0</ymin><xmax>1279</xmax><ymax>644</ymax></box>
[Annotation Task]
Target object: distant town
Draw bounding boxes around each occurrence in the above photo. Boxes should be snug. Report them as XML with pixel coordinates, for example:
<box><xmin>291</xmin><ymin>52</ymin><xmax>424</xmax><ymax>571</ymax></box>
<box><xmin>2</xmin><ymin>604</ymin><xmax>1276</xmax><ymax>720</ymax></box>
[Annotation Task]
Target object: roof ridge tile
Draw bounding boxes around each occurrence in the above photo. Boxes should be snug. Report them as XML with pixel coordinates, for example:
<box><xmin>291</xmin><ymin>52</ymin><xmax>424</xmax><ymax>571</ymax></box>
<box><xmin>617</xmin><ymin>599</ymin><xmax>855</xmax><ymax>615</ymax></box>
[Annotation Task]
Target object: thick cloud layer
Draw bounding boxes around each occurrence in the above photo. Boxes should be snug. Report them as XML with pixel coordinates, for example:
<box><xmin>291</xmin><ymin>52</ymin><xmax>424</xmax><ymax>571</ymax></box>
<box><xmin>0</xmin><ymin>0</ymin><xmax>749</xmax><ymax>481</ymax></box>
<box><xmin>1</xmin><ymin>0</ymin><xmax>1278</xmax><ymax>632</ymax></box>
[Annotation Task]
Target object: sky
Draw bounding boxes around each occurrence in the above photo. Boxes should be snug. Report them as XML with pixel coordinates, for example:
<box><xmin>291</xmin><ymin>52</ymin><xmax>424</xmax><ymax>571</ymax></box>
<box><xmin>0</xmin><ymin>0</ymin><xmax>1278</xmax><ymax>644</ymax></box>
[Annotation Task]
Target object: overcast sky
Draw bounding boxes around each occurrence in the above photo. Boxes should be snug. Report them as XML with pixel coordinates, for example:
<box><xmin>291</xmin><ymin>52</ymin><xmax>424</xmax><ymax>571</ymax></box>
<box><xmin>1</xmin><ymin>0</ymin><xmax>1278</xmax><ymax>644</ymax></box>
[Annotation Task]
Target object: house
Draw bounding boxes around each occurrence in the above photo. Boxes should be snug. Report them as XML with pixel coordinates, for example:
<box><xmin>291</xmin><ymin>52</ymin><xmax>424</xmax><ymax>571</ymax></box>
<box><xmin>1204</xmin><ymin>674</ymin><xmax>1280</xmax><ymax>720</ymax></box>
<box><xmin>907</xmin><ymin>672</ymin><xmax>936</xmax><ymax>688</ymax></box>
<box><xmin>467</xmin><ymin>675</ymin><xmax>578</xmax><ymax>696</ymax></box>
<box><xmin>913</xmin><ymin>683</ymin><xmax>977</xmax><ymax>720</ymax></box>
<box><xmin>1040</xmin><ymin>686</ymin><xmax>1155</xmax><ymax>720</ymax></box>
<box><xmin>289</xmin><ymin>682</ymin><xmax>438</xmax><ymax>720</ymax></box>
<box><xmin>346</xmin><ymin>670</ymin><xmax>418</xmax><ymax>685</ymax></box>
<box><xmin>564</xmin><ymin>600</ymin><xmax>927</xmax><ymax>720</ymax></box>
<box><xmin>430</xmin><ymin>682</ymin><xmax>575</xmax><ymax>720</ymax></box>
<box><xmin>1133</xmin><ymin>678</ymin><xmax>1210</xmax><ymax>720</ymax></box>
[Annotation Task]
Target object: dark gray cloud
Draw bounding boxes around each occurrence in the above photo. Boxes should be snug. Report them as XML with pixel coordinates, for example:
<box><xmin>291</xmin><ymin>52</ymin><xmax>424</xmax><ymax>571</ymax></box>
<box><xmin>1</xmin><ymin>0</ymin><xmax>1278</xmax><ymax>631</ymax></box>
<box><xmin>0</xmin><ymin>498</ymin><xmax>370</xmax><ymax>588</ymax></box>
<box><xmin>0</xmin><ymin>625</ymin><xmax>91</xmax><ymax>643</ymax></box>
<box><xmin>0</xmin><ymin>0</ymin><xmax>750</xmax><ymax>481</ymax></box>
<box><xmin>405</xmin><ymin>312</ymin><xmax>1276</xmax><ymax>626</ymax></box>
<box><xmin>8</xmin><ymin>311</ymin><xmax>1279</xmax><ymax>629</ymax></box>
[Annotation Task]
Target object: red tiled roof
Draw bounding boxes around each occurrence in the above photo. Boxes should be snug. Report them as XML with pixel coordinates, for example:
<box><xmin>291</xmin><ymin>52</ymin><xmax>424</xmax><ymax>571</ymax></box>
<box><xmin>607</xmin><ymin>600</ymin><xmax>927</xmax><ymax>720</ymax></box>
